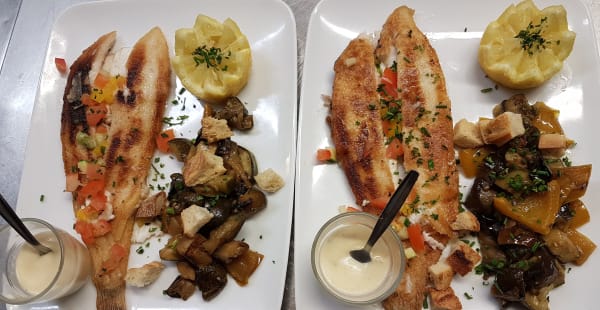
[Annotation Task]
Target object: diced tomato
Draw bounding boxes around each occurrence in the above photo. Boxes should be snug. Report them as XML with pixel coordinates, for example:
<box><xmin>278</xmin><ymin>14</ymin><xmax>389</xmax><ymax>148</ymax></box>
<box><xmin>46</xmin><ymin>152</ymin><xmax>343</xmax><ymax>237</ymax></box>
<box><xmin>86</xmin><ymin>104</ymin><xmax>108</xmax><ymax>127</ymax></box>
<box><xmin>92</xmin><ymin>219</ymin><xmax>112</xmax><ymax>237</ymax></box>
<box><xmin>95</xmin><ymin>125</ymin><xmax>108</xmax><ymax>134</ymax></box>
<box><xmin>81</xmin><ymin>94</ymin><xmax>100</xmax><ymax>106</ymax></box>
<box><xmin>386</xmin><ymin>138</ymin><xmax>404</xmax><ymax>159</ymax></box>
<box><xmin>380</xmin><ymin>67</ymin><xmax>397</xmax><ymax>98</ymax></box>
<box><xmin>363</xmin><ymin>196</ymin><xmax>389</xmax><ymax>215</ymax></box>
<box><xmin>75</xmin><ymin>192</ymin><xmax>86</xmax><ymax>207</ymax></box>
<box><xmin>74</xmin><ymin>221</ymin><xmax>95</xmax><ymax>245</ymax></box>
<box><xmin>65</xmin><ymin>172</ymin><xmax>80</xmax><ymax>192</ymax></box>
<box><xmin>370</xmin><ymin>196</ymin><xmax>389</xmax><ymax>210</ymax></box>
<box><xmin>93</xmin><ymin>72</ymin><xmax>110</xmax><ymax>89</ymax></box>
<box><xmin>101</xmin><ymin>244</ymin><xmax>127</xmax><ymax>271</ymax></box>
<box><xmin>407</xmin><ymin>223</ymin><xmax>426</xmax><ymax>253</ymax></box>
<box><xmin>156</xmin><ymin>129</ymin><xmax>175</xmax><ymax>153</ymax></box>
<box><xmin>86</xmin><ymin>162</ymin><xmax>105</xmax><ymax>181</ymax></box>
<box><xmin>55</xmin><ymin>58</ymin><xmax>68</xmax><ymax>74</ymax></box>
<box><xmin>89</xmin><ymin>193</ymin><xmax>107</xmax><ymax>212</ymax></box>
<box><xmin>316</xmin><ymin>148</ymin><xmax>336</xmax><ymax>163</ymax></box>
<box><xmin>382</xmin><ymin>120</ymin><xmax>393</xmax><ymax>137</ymax></box>
<box><xmin>78</xmin><ymin>179</ymin><xmax>105</xmax><ymax>200</ymax></box>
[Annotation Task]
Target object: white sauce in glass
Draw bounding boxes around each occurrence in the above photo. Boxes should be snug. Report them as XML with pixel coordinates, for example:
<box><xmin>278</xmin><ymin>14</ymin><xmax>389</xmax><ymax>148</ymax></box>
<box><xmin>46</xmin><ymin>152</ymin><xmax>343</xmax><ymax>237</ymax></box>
<box><xmin>13</xmin><ymin>230</ymin><xmax>90</xmax><ymax>300</ymax></box>
<box><xmin>15</xmin><ymin>239</ymin><xmax>61</xmax><ymax>295</ymax></box>
<box><xmin>319</xmin><ymin>224</ymin><xmax>391</xmax><ymax>296</ymax></box>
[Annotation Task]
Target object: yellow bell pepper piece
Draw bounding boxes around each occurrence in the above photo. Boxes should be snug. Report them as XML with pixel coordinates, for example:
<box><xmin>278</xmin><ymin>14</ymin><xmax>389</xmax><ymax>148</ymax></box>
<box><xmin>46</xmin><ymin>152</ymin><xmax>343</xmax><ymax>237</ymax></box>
<box><xmin>493</xmin><ymin>180</ymin><xmax>560</xmax><ymax>235</ymax></box>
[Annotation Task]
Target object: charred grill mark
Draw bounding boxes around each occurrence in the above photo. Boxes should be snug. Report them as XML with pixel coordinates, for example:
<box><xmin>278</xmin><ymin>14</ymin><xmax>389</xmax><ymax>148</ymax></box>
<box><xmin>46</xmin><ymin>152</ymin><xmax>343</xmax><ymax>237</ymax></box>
<box><xmin>106</xmin><ymin>136</ymin><xmax>121</xmax><ymax>170</ymax></box>
<box><xmin>127</xmin><ymin>91</ymin><xmax>136</xmax><ymax>105</ymax></box>
<box><xmin>124</xmin><ymin>122</ymin><xmax>142</xmax><ymax>150</ymax></box>
<box><xmin>116</xmin><ymin>90</ymin><xmax>126</xmax><ymax>104</ymax></box>
<box><xmin>125</xmin><ymin>48</ymin><xmax>146</xmax><ymax>107</ymax></box>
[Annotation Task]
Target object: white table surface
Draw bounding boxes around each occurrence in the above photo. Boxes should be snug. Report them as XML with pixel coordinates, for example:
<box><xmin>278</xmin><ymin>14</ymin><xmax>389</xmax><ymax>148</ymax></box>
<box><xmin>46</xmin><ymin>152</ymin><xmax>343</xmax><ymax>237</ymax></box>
<box><xmin>0</xmin><ymin>0</ymin><xmax>599</xmax><ymax>309</ymax></box>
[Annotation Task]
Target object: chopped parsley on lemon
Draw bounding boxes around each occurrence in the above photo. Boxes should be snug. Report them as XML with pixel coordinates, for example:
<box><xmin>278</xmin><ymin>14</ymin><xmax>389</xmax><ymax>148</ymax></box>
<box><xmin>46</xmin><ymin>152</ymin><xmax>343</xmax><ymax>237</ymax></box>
<box><xmin>172</xmin><ymin>15</ymin><xmax>251</xmax><ymax>103</ymax></box>
<box><xmin>479</xmin><ymin>0</ymin><xmax>575</xmax><ymax>89</ymax></box>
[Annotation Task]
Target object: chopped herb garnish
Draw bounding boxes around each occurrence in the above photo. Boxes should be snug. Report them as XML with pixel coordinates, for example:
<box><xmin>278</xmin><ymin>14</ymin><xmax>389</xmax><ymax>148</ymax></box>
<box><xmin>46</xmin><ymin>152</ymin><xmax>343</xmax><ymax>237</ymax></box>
<box><xmin>428</xmin><ymin>159</ymin><xmax>435</xmax><ymax>171</ymax></box>
<box><xmin>192</xmin><ymin>45</ymin><xmax>231</xmax><ymax>71</ymax></box>
<box><xmin>515</xmin><ymin>17</ymin><xmax>551</xmax><ymax>55</ymax></box>
<box><xmin>480</xmin><ymin>87</ymin><xmax>493</xmax><ymax>93</ymax></box>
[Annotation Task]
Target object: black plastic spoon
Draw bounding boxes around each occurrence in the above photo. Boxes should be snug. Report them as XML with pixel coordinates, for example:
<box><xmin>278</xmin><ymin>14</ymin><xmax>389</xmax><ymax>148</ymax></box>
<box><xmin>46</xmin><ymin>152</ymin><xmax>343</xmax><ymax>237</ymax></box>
<box><xmin>350</xmin><ymin>170</ymin><xmax>419</xmax><ymax>263</ymax></box>
<box><xmin>0</xmin><ymin>193</ymin><xmax>52</xmax><ymax>255</ymax></box>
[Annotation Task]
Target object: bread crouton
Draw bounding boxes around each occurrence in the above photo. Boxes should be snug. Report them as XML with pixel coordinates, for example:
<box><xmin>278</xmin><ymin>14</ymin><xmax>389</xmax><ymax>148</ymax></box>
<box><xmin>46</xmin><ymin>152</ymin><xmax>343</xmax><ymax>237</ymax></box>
<box><xmin>450</xmin><ymin>210</ymin><xmax>480</xmax><ymax>232</ymax></box>
<box><xmin>538</xmin><ymin>133</ymin><xmax>567</xmax><ymax>149</ymax></box>
<box><xmin>445</xmin><ymin>241</ymin><xmax>481</xmax><ymax>276</ymax></box>
<box><xmin>429</xmin><ymin>261</ymin><xmax>454</xmax><ymax>290</ymax></box>
<box><xmin>201</xmin><ymin>116</ymin><xmax>233</xmax><ymax>143</ymax></box>
<box><xmin>479</xmin><ymin>112</ymin><xmax>525</xmax><ymax>146</ymax></box>
<box><xmin>181</xmin><ymin>204</ymin><xmax>214</xmax><ymax>237</ymax></box>
<box><xmin>183</xmin><ymin>145</ymin><xmax>227</xmax><ymax>186</ymax></box>
<box><xmin>136</xmin><ymin>191</ymin><xmax>167</xmax><ymax>218</ymax></box>
<box><xmin>254</xmin><ymin>168</ymin><xmax>285</xmax><ymax>193</ymax></box>
<box><xmin>453</xmin><ymin>119</ymin><xmax>484</xmax><ymax>149</ymax></box>
<box><xmin>125</xmin><ymin>261</ymin><xmax>165</xmax><ymax>287</ymax></box>
<box><xmin>429</xmin><ymin>287</ymin><xmax>462</xmax><ymax>310</ymax></box>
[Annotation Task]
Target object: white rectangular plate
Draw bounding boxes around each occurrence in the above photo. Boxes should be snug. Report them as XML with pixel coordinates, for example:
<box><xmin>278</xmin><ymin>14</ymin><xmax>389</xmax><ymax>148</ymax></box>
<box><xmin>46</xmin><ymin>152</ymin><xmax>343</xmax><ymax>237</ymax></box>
<box><xmin>12</xmin><ymin>0</ymin><xmax>297</xmax><ymax>309</ymax></box>
<box><xmin>295</xmin><ymin>0</ymin><xmax>600</xmax><ymax>309</ymax></box>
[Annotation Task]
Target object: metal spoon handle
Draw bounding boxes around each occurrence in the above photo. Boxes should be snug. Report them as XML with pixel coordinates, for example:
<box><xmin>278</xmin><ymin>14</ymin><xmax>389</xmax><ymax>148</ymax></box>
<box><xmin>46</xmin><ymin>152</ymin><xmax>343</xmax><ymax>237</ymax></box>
<box><xmin>365</xmin><ymin>170</ymin><xmax>419</xmax><ymax>248</ymax></box>
<box><xmin>0</xmin><ymin>193</ymin><xmax>51</xmax><ymax>254</ymax></box>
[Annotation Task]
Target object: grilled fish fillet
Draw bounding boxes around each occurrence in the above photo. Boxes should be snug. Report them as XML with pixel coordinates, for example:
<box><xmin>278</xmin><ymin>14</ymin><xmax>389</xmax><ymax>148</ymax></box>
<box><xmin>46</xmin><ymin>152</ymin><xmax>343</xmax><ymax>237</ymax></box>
<box><xmin>61</xmin><ymin>27</ymin><xmax>171</xmax><ymax>309</ymax></box>
<box><xmin>375</xmin><ymin>6</ymin><xmax>460</xmax><ymax>237</ymax></box>
<box><xmin>330</xmin><ymin>6</ymin><xmax>480</xmax><ymax>310</ymax></box>
<box><xmin>374</xmin><ymin>7</ymin><xmax>460</xmax><ymax>310</ymax></box>
<box><xmin>329</xmin><ymin>36</ymin><xmax>395</xmax><ymax>205</ymax></box>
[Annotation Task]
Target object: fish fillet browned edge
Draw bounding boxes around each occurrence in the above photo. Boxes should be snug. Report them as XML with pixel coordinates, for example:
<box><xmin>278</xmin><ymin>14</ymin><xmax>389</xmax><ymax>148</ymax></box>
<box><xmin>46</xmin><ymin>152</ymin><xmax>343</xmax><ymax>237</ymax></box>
<box><xmin>61</xmin><ymin>27</ymin><xmax>171</xmax><ymax>310</ymax></box>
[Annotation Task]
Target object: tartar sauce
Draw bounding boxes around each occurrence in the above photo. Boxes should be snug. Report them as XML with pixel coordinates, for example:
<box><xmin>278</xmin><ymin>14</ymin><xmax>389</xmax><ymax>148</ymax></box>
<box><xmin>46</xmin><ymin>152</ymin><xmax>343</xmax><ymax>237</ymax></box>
<box><xmin>14</xmin><ymin>231</ymin><xmax>90</xmax><ymax>298</ymax></box>
<box><xmin>15</xmin><ymin>237</ymin><xmax>61</xmax><ymax>294</ymax></box>
<box><xmin>319</xmin><ymin>224</ymin><xmax>391</xmax><ymax>296</ymax></box>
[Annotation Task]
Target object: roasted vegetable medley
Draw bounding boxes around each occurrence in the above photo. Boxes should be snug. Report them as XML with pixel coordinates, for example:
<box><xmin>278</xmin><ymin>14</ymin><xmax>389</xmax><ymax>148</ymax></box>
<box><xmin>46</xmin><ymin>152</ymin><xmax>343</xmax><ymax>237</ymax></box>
<box><xmin>459</xmin><ymin>94</ymin><xmax>595</xmax><ymax>309</ymax></box>
<box><xmin>136</xmin><ymin>97</ymin><xmax>272</xmax><ymax>301</ymax></box>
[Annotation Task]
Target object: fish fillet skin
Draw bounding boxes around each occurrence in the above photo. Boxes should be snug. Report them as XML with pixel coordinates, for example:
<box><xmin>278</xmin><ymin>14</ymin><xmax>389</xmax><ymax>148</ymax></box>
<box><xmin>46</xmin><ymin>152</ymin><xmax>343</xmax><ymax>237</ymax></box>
<box><xmin>374</xmin><ymin>6</ymin><xmax>460</xmax><ymax>310</ymax></box>
<box><xmin>329</xmin><ymin>36</ymin><xmax>395</xmax><ymax>205</ymax></box>
<box><xmin>61</xmin><ymin>28</ymin><xmax>171</xmax><ymax>310</ymax></box>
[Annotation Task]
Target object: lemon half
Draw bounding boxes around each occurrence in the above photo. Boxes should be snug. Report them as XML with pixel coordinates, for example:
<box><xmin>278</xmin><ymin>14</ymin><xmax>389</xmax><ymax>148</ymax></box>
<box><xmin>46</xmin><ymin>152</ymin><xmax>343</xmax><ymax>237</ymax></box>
<box><xmin>479</xmin><ymin>0</ymin><xmax>575</xmax><ymax>89</ymax></box>
<box><xmin>172</xmin><ymin>15</ymin><xmax>252</xmax><ymax>103</ymax></box>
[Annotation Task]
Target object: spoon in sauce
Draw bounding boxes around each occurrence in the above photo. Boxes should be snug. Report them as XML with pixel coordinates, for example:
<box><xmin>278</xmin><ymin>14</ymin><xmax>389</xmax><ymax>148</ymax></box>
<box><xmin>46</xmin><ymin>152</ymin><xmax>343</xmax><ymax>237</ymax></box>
<box><xmin>350</xmin><ymin>170</ymin><xmax>419</xmax><ymax>263</ymax></box>
<box><xmin>0</xmin><ymin>193</ymin><xmax>52</xmax><ymax>255</ymax></box>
